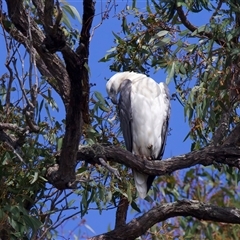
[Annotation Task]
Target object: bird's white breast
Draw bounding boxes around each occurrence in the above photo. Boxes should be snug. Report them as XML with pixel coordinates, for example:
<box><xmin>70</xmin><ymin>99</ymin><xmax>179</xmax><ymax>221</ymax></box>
<box><xmin>130</xmin><ymin>77</ymin><xmax>166</xmax><ymax>158</ymax></box>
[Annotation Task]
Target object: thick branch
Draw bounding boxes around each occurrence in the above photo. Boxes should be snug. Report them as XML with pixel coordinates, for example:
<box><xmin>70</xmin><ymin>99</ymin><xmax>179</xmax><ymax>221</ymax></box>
<box><xmin>115</xmin><ymin>196</ymin><xmax>129</xmax><ymax>228</ymax></box>
<box><xmin>89</xmin><ymin>199</ymin><xmax>240</xmax><ymax>240</ymax></box>
<box><xmin>49</xmin><ymin>142</ymin><xmax>237</xmax><ymax>186</ymax></box>
<box><xmin>75</xmin><ymin>144</ymin><xmax>240</xmax><ymax>177</ymax></box>
<box><xmin>43</xmin><ymin>0</ymin><xmax>54</xmax><ymax>33</ymax></box>
<box><xmin>3</xmin><ymin>0</ymin><xmax>95</xmax><ymax>189</ymax></box>
<box><xmin>49</xmin><ymin>0</ymin><xmax>95</xmax><ymax>188</ymax></box>
<box><xmin>76</xmin><ymin>0</ymin><xmax>95</xmax><ymax>124</ymax></box>
<box><xmin>211</xmin><ymin>112</ymin><xmax>230</xmax><ymax>146</ymax></box>
<box><xmin>0</xmin><ymin>122</ymin><xmax>25</xmax><ymax>133</ymax></box>
<box><xmin>32</xmin><ymin>0</ymin><xmax>44</xmax><ymax>19</ymax></box>
<box><xmin>224</xmin><ymin>123</ymin><xmax>240</xmax><ymax>146</ymax></box>
<box><xmin>47</xmin><ymin>122</ymin><xmax>240</xmax><ymax>187</ymax></box>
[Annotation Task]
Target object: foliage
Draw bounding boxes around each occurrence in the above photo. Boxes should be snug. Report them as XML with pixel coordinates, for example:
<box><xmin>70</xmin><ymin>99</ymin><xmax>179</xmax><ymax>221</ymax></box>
<box><xmin>0</xmin><ymin>51</ymin><xmax>61</xmax><ymax>239</ymax></box>
<box><xmin>102</xmin><ymin>0</ymin><xmax>240</xmax><ymax>149</ymax></box>
<box><xmin>1</xmin><ymin>0</ymin><xmax>240</xmax><ymax>239</ymax></box>
<box><xmin>0</xmin><ymin>1</ymin><xmax>84</xmax><ymax>239</ymax></box>
<box><xmin>100</xmin><ymin>0</ymin><xmax>240</xmax><ymax>239</ymax></box>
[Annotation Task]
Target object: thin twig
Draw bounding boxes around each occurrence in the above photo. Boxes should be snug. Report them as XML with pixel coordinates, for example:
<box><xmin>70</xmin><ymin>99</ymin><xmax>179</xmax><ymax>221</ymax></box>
<box><xmin>176</xmin><ymin>5</ymin><xmax>225</xmax><ymax>46</ymax></box>
<box><xmin>210</xmin><ymin>0</ymin><xmax>223</xmax><ymax>22</ymax></box>
<box><xmin>99</xmin><ymin>157</ymin><xmax>121</xmax><ymax>180</ymax></box>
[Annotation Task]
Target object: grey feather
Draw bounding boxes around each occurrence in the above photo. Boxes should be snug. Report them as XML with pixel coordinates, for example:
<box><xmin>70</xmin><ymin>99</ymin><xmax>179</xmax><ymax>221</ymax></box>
<box><xmin>157</xmin><ymin>83</ymin><xmax>171</xmax><ymax>160</ymax></box>
<box><xmin>118</xmin><ymin>79</ymin><xmax>132</xmax><ymax>152</ymax></box>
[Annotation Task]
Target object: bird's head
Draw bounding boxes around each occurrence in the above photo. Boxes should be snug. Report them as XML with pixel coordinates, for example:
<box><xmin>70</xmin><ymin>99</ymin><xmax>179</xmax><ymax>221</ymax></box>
<box><xmin>106</xmin><ymin>72</ymin><xmax>130</xmax><ymax>105</ymax></box>
<box><xmin>106</xmin><ymin>78</ymin><xmax>118</xmax><ymax>105</ymax></box>
<box><xmin>106</xmin><ymin>71</ymin><xmax>138</xmax><ymax>104</ymax></box>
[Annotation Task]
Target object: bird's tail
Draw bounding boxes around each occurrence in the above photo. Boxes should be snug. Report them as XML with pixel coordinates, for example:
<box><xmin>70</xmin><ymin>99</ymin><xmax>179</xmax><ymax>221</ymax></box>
<box><xmin>133</xmin><ymin>170</ymin><xmax>148</xmax><ymax>199</ymax></box>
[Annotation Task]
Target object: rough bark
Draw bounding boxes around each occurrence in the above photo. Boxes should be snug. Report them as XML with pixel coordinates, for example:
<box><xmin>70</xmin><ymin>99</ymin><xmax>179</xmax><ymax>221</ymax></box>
<box><xmin>73</xmin><ymin>143</ymin><xmax>240</xmax><ymax>177</ymax></box>
<box><xmin>89</xmin><ymin>199</ymin><xmax>240</xmax><ymax>240</ymax></box>
<box><xmin>47</xmin><ymin>122</ymin><xmax>240</xmax><ymax>187</ymax></box>
<box><xmin>55</xmin><ymin>0</ymin><xmax>94</xmax><ymax>188</ymax></box>
<box><xmin>46</xmin><ymin>140</ymin><xmax>240</xmax><ymax>191</ymax></box>
<box><xmin>1</xmin><ymin>0</ymin><xmax>95</xmax><ymax>189</ymax></box>
<box><xmin>4</xmin><ymin>0</ymin><xmax>70</xmax><ymax>106</ymax></box>
<box><xmin>115</xmin><ymin>195</ymin><xmax>129</xmax><ymax>228</ymax></box>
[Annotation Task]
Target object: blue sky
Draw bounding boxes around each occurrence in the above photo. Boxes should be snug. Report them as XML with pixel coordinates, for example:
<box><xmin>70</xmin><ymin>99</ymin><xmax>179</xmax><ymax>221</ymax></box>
<box><xmin>0</xmin><ymin>1</ymin><xmax>206</xmax><ymax>239</ymax></box>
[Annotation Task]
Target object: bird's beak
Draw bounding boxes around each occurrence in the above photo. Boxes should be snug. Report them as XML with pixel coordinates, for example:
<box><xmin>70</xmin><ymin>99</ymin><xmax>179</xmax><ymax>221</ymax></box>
<box><xmin>109</xmin><ymin>88</ymin><xmax>118</xmax><ymax>105</ymax></box>
<box><xmin>110</xmin><ymin>94</ymin><xmax>118</xmax><ymax>105</ymax></box>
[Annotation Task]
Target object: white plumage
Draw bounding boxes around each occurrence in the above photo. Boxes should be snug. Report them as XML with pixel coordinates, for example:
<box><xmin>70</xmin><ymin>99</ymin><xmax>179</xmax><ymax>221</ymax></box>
<box><xmin>106</xmin><ymin>71</ymin><xmax>170</xmax><ymax>199</ymax></box>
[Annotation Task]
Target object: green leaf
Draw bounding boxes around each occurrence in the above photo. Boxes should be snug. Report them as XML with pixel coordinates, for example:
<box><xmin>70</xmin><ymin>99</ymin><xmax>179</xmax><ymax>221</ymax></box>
<box><xmin>30</xmin><ymin>172</ymin><xmax>39</xmax><ymax>184</ymax></box>
<box><xmin>21</xmin><ymin>215</ymin><xmax>41</xmax><ymax>232</ymax></box>
<box><xmin>112</xmin><ymin>32</ymin><xmax>125</xmax><ymax>44</ymax></box>
<box><xmin>56</xmin><ymin>137</ymin><xmax>63</xmax><ymax>151</ymax></box>
<box><xmin>131</xmin><ymin>201</ymin><xmax>141</xmax><ymax>213</ymax></box>
<box><xmin>166</xmin><ymin>61</ymin><xmax>175</xmax><ymax>84</ymax></box>
<box><xmin>156</xmin><ymin>30</ymin><xmax>169</xmax><ymax>38</ymax></box>
<box><xmin>8</xmin><ymin>217</ymin><xmax>19</xmax><ymax>231</ymax></box>
<box><xmin>122</xmin><ymin>17</ymin><xmax>130</xmax><ymax>34</ymax></box>
<box><xmin>179</xmin><ymin>29</ymin><xmax>190</xmax><ymax>36</ymax></box>
<box><xmin>94</xmin><ymin>91</ymin><xmax>105</xmax><ymax>104</ymax></box>
<box><xmin>77</xmin><ymin>166</ymin><xmax>87</xmax><ymax>174</ymax></box>
<box><xmin>61</xmin><ymin>1</ymin><xmax>82</xmax><ymax>24</ymax></box>
<box><xmin>98</xmin><ymin>103</ymin><xmax>110</xmax><ymax>112</ymax></box>
<box><xmin>126</xmin><ymin>182</ymin><xmax>132</xmax><ymax>203</ymax></box>
<box><xmin>61</xmin><ymin>13</ymin><xmax>72</xmax><ymax>29</ymax></box>
<box><xmin>106</xmin><ymin>190</ymin><xmax>112</xmax><ymax>202</ymax></box>
<box><xmin>191</xmin><ymin>24</ymin><xmax>208</xmax><ymax>36</ymax></box>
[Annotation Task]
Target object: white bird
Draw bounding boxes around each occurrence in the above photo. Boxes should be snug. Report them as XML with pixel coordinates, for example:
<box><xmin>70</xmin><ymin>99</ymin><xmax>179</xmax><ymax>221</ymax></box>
<box><xmin>106</xmin><ymin>71</ymin><xmax>170</xmax><ymax>199</ymax></box>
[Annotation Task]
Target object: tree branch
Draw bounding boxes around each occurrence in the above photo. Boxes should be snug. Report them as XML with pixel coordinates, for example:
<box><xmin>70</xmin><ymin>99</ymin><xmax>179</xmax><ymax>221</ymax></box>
<box><xmin>0</xmin><ymin>130</ymin><xmax>25</xmax><ymax>163</ymax></box>
<box><xmin>75</xmin><ymin>0</ymin><xmax>95</xmax><ymax>124</ymax></box>
<box><xmin>0</xmin><ymin>122</ymin><xmax>25</xmax><ymax>134</ymax></box>
<box><xmin>47</xmin><ymin>141</ymin><xmax>240</xmax><ymax>187</ymax></box>
<box><xmin>32</xmin><ymin>0</ymin><xmax>44</xmax><ymax>19</ymax></box>
<box><xmin>99</xmin><ymin>157</ymin><xmax>121</xmax><ymax>180</ymax></box>
<box><xmin>43</xmin><ymin>0</ymin><xmax>54</xmax><ymax>33</ymax></box>
<box><xmin>223</xmin><ymin>123</ymin><xmax>240</xmax><ymax>146</ymax></box>
<box><xmin>47</xmin><ymin>122</ymin><xmax>240</xmax><ymax>188</ymax></box>
<box><xmin>210</xmin><ymin>0</ymin><xmax>223</xmax><ymax>22</ymax></box>
<box><xmin>75</xmin><ymin>143</ymin><xmax>240</xmax><ymax>177</ymax></box>
<box><xmin>89</xmin><ymin>199</ymin><xmax>240</xmax><ymax>240</ymax></box>
<box><xmin>176</xmin><ymin>5</ymin><xmax>225</xmax><ymax>46</ymax></box>
<box><xmin>211</xmin><ymin>112</ymin><xmax>230</xmax><ymax>146</ymax></box>
<box><xmin>47</xmin><ymin>0</ymin><xmax>95</xmax><ymax>189</ymax></box>
<box><xmin>3</xmin><ymin>0</ymin><xmax>70</xmax><ymax>107</ymax></box>
<box><xmin>115</xmin><ymin>195</ymin><xmax>129</xmax><ymax>228</ymax></box>
<box><xmin>2</xmin><ymin>0</ymin><xmax>96</xmax><ymax>189</ymax></box>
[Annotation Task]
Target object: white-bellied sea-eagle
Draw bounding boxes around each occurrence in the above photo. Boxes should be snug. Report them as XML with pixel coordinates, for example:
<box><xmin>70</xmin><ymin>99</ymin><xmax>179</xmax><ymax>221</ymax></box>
<box><xmin>106</xmin><ymin>71</ymin><xmax>170</xmax><ymax>199</ymax></box>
